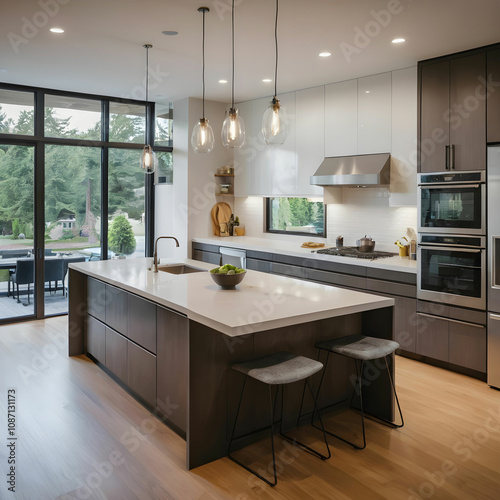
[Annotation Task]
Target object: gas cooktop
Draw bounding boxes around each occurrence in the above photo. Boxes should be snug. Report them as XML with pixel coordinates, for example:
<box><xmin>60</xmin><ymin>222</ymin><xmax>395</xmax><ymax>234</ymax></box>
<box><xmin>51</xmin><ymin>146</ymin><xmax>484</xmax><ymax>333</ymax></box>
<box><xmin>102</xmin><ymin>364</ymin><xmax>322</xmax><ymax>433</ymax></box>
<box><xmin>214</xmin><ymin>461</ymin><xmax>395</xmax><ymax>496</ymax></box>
<box><xmin>315</xmin><ymin>246</ymin><xmax>396</xmax><ymax>260</ymax></box>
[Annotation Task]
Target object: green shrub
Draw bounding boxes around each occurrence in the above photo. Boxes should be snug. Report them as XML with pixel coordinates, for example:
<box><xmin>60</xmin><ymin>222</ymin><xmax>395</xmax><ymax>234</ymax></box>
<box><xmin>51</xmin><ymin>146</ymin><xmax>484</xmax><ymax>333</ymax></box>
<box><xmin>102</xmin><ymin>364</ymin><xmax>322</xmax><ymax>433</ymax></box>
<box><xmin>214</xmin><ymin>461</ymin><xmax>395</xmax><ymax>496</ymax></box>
<box><xmin>108</xmin><ymin>215</ymin><xmax>136</xmax><ymax>255</ymax></box>
<box><xmin>12</xmin><ymin>219</ymin><xmax>20</xmax><ymax>239</ymax></box>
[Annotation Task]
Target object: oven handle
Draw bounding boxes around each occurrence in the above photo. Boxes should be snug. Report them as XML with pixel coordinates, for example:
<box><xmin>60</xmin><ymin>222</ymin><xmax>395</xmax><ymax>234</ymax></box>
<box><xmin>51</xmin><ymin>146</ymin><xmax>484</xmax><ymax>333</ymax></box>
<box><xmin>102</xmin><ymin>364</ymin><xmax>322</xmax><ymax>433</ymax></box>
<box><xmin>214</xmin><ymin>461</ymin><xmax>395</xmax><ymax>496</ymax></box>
<box><xmin>418</xmin><ymin>244</ymin><xmax>483</xmax><ymax>252</ymax></box>
<box><xmin>418</xmin><ymin>183</ymin><xmax>481</xmax><ymax>189</ymax></box>
<box><xmin>417</xmin><ymin>312</ymin><xmax>485</xmax><ymax>329</ymax></box>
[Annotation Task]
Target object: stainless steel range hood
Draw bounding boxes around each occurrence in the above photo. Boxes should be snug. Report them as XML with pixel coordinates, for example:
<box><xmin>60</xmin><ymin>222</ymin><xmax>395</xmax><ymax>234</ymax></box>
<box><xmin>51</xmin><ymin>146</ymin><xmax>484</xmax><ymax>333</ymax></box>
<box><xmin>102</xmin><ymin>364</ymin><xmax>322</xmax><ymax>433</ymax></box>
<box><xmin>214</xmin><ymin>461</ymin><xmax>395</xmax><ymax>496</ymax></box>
<box><xmin>310</xmin><ymin>153</ymin><xmax>391</xmax><ymax>187</ymax></box>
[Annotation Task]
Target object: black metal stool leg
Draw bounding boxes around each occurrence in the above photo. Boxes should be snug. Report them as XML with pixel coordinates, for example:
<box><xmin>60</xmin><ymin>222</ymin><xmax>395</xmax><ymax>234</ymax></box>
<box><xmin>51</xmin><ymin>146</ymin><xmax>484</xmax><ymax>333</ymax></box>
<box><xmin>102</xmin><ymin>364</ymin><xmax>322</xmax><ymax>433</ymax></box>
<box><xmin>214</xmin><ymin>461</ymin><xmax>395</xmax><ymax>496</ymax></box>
<box><xmin>312</xmin><ymin>354</ymin><xmax>367</xmax><ymax>449</ymax></box>
<box><xmin>227</xmin><ymin>377</ymin><xmax>278</xmax><ymax>487</ymax></box>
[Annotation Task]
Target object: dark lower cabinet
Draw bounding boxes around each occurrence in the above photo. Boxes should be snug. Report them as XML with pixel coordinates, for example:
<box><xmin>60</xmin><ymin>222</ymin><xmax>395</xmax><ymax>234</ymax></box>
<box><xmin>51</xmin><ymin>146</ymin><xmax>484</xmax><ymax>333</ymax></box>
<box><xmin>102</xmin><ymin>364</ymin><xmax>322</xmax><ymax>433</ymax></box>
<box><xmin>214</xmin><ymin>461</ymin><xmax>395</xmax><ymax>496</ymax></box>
<box><xmin>157</xmin><ymin>307</ymin><xmax>189</xmax><ymax>435</ymax></box>
<box><xmin>192</xmin><ymin>249</ymin><xmax>220</xmax><ymax>265</ymax></box>
<box><xmin>86</xmin><ymin>315</ymin><xmax>106</xmax><ymax>363</ymax></box>
<box><xmin>416</xmin><ymin>313</ymin><xmax>486</xmax><ymax>373</ymax></box>
<box><xmin>127</xmin><ymin>341</ymin><xmax>156</xmax><ymax>408</ymax></box>
<box><xmin>128</xmin><ymin>294</ymin><xmax>156</xmax><ymax>354</ymax></box>
<box><xmin>394</xmin><ymin>296</ymin><xmax>417</xmax><ymax>353</ymax></box>
<box><xmin>105</xmin><ymin>284</ymin><xmax>128</xmax><ymax>336</ymax></box>
<box><xmin>87</xmin><ymin>277</ymin><xmax>106</xmax><ymax>322</ymax></box>
<box><xmin>416</xmin><ymin>313</ymin><xmax>449</xmax><ymax>362</ymax></box>
<box><xmin>449</xmin><ymin>321</ymin><xmax>486</xmax><ymax>372</ymax></box>
<box><xmin>105</xmin><ymin>327</ymin><xmax>128</xmax><ymax>381</ymax></box>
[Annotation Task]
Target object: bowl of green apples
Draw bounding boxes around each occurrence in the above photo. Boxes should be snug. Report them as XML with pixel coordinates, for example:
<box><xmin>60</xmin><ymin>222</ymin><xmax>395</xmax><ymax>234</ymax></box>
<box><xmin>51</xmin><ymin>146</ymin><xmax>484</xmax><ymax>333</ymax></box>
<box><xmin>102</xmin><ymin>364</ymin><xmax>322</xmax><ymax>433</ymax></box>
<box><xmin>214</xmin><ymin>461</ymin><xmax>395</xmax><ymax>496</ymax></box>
<box><xmin>209</xmin><ymin>264</ymin><xmax>246</xmax><ymax>288</ymax></box>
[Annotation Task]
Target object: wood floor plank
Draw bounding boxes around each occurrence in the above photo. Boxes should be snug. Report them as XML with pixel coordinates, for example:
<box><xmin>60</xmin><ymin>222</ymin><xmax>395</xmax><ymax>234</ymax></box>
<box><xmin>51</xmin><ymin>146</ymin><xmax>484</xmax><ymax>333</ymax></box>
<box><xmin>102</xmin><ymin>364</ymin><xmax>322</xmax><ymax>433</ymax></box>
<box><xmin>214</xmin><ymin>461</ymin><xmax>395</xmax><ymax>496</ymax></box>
<box><xmin>0</xmin><ymin>317</ymin><xmax>499</xmax><ymax>499</ymax></box>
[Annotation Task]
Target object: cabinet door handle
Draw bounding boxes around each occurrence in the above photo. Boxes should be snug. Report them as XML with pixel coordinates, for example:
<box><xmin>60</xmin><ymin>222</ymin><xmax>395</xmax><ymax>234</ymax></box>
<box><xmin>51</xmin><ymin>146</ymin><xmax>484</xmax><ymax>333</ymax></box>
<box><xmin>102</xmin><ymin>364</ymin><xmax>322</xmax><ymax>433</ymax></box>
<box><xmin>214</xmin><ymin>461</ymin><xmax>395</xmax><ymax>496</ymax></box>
<box><xmin>490</xmin><ymin>313</ymin><xmax>500</xmax><ymax>321</ymax></box>
<box><xmin>445</xmin><ymin>145</ymin><xmax>450</xmax><ymax>170</ymax></box>
<box><xmin>417</xmin><ymin>312</ymin><xmax>485</xmax><ymax>328</ymax></box>
<box><xmin>450</xmin><ymin>144</ymin><xmax>456</xmax><ymax>170</ymax></box>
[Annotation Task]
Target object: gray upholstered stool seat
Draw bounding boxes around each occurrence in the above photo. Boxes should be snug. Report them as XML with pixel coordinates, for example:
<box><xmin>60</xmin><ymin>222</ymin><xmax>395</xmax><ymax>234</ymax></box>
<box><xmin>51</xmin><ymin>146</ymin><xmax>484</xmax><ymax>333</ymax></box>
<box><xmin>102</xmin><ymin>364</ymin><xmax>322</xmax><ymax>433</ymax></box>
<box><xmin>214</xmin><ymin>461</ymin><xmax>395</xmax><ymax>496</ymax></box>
<box><xmin>315</xmin><ymin>334</ymin><xmax>400</xmax><ymax>360</ymax></box>
<box><xmin>313</xmin><ymin>334</ymin><xmax>404</xmax><ymax>450</ymax></box>
<box><xmin>232</xmin><ymin>351</ymin><xmax>323</xmax><ymax>385</ymax></box>
<box><xmin>228</xmin><ymin>351</ymin><xmax>330</xmax><ymax>487</ymax></box>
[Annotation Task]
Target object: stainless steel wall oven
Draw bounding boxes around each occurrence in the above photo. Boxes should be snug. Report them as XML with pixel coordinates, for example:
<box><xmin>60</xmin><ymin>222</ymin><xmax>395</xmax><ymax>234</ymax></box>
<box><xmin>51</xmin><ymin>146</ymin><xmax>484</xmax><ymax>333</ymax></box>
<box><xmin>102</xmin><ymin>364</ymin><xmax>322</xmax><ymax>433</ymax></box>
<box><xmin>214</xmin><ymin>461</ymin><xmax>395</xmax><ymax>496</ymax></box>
<box><xmin>417</xmin><ymin>234</ymin><xmax>486</xmax><ymax>310</ymax></box>
<box><xmin>418</xmin><ymin>171</ymin><xmax>485</xmax><ymax>235</ymax></box>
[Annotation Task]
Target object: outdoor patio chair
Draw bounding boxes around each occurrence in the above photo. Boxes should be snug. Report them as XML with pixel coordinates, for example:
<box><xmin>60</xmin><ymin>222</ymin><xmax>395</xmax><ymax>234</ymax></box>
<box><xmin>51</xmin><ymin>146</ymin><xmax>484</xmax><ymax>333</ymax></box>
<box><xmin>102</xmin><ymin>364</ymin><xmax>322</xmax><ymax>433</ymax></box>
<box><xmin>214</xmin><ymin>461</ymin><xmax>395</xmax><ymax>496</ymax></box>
<box><xmin>44</xmin><ymin>259</ymin><xmax>65</xmax><ymax>296</ymax></box>
<box><xmin>11</xmin><ymin>258</ymin><xmax>34</xmax><ymax>305</ymax></box>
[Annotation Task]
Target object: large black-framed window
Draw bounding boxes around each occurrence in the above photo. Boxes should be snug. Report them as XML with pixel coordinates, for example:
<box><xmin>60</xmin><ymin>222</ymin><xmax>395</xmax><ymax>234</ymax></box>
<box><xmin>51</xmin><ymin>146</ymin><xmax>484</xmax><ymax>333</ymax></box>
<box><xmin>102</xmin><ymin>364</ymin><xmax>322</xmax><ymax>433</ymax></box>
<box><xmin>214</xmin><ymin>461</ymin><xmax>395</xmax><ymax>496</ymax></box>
<box><xmin>0</xmin><ymin>82</ymin><xmax>172</xmax><ymax>321</ymax></box>
<box><xmin>266</xmin><ymin>197</ymin><xmax>326</xmax><ymax>237</ymax></box>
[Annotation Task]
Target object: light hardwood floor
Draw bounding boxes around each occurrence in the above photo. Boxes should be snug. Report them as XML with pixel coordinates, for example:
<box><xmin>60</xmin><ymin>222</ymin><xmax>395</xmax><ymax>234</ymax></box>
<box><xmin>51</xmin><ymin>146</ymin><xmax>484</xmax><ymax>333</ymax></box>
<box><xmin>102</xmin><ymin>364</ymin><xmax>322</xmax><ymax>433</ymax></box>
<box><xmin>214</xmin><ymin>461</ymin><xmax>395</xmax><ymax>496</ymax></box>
<box><xmin>0</xmin><ymin>317</ymin><xmax>499</xmax><ymax>500</ymax></box>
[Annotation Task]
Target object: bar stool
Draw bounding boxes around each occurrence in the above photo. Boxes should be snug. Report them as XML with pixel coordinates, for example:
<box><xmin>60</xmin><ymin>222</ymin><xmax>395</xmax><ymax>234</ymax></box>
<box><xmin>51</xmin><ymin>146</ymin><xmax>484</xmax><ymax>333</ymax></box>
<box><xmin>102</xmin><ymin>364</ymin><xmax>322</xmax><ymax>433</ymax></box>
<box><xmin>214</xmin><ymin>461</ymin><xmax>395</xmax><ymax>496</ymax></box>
<box><xmin>314</xmin><ymin>334</ymin><xmax>404</xmax><ymax>450</ymax></box>
<box><xmin>228</xmin><ymin>351</ymin><xmax>331</xmax><ymax>487</ymax></box>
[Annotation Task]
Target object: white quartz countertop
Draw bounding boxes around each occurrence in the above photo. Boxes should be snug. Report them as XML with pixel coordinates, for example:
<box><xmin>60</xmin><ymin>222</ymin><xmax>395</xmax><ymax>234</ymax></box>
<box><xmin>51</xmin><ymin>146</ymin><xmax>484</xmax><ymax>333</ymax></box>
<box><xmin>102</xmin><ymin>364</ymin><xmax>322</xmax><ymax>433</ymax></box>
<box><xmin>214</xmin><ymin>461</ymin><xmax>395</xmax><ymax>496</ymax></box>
<box><xmin>70</xmin><ymin>258</ymin><xmax>394</xmax><ymax>337</ymax></box>
<box><xmin>192</xmin><ymin>236</ymin><xmax>417</xmax><ymax>274</ymax></box>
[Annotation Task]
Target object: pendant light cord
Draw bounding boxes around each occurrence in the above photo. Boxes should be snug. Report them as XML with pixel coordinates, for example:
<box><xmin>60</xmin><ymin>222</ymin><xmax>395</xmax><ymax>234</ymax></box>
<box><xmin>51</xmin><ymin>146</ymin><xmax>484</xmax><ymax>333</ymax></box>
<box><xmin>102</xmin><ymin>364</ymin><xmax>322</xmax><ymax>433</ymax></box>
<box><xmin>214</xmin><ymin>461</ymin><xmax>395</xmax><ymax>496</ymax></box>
<box><xmin>145</xmin><ymin>46</ymin><xmax>149</xmax><ymax>103</ymax></box>
<box><xmin>231</xmin><ymin>0</ymin><xmax>235</xmax><ymax>108</ymax></box>
<box><xmin>202</xmin><ymin>9</ymin><xmax>206</xmax><ymax>118</ymax></box>
<box><xmin>274</xmin><ymin>0</ymin><xmax>278</xmax><ymax>98</ymax></box>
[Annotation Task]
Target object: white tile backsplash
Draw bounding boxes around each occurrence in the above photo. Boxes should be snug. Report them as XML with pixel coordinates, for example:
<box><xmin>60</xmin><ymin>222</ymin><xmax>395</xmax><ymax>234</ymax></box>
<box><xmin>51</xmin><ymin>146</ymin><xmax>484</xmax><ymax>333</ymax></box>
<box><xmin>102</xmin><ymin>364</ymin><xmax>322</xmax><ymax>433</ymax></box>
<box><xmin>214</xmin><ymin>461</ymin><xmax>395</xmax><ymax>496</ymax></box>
<box><xmin>234</xmin><ymin>189</ymin><xmax>417</xmax><ymax>251</ymax></box>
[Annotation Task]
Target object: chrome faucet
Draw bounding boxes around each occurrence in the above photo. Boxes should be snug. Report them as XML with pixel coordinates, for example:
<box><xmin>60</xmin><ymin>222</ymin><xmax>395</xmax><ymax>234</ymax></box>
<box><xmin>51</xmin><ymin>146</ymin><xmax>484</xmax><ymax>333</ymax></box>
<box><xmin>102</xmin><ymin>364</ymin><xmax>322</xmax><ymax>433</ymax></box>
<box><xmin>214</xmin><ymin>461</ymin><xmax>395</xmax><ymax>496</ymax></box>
<box><xmin>151</xmin><ymin>236</ymin><xmax>180</xmax><ymax>272</ymax></box>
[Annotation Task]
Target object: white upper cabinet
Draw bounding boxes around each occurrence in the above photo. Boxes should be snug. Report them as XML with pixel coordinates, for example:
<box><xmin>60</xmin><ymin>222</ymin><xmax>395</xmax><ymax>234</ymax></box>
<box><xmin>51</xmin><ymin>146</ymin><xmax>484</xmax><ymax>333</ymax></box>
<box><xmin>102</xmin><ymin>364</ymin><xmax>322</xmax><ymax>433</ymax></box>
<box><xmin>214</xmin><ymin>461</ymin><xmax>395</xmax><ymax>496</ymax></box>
<box><xmin>325</xmin><ymin>80</ymin><xmax>357</xmax><ymax>157</ymax></box>
<box><xmin>271</xmin><ymin>91</ymin><xmax>297</xmax><ymax>196</ymax></box>
<box><xmin>233</xmin><ymin>100</ymin><xmax>253</xmax><ymax>197</ymax></box>
<box><xmin>296</xmin><ymin>86</ymin><xmax>324</xmax><ymax>196</ymax></box>
<box><xmin>357</xmin><ymin>72</ymin><xmax>392</xmax><ymax>154</ymax></box>
<box><xmin>389</xmin><ymin>67</ymin><xmax>417</xmax><ymax>207</ymax></box>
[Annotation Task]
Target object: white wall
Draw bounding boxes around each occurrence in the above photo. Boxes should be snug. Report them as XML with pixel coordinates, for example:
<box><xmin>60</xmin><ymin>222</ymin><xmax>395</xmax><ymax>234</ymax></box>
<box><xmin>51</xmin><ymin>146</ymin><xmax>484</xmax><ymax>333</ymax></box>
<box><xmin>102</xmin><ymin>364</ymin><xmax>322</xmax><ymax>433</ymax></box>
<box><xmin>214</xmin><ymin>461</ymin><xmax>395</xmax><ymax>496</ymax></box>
<box><xmin>155</xmin><ymin>97</ymin><xmax>231</xmax><ymax>260</ymax></box>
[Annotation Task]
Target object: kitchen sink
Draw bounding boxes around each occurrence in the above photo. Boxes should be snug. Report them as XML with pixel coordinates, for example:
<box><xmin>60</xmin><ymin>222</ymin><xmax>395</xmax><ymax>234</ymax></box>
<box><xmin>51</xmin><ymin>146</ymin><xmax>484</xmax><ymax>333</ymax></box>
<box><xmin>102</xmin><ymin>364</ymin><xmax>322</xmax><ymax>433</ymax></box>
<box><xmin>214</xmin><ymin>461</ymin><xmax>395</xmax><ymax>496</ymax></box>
<box><xmin>157</xmin><ymin>264</ymin><xmax>206</xmax><ymax>274</ymax></box>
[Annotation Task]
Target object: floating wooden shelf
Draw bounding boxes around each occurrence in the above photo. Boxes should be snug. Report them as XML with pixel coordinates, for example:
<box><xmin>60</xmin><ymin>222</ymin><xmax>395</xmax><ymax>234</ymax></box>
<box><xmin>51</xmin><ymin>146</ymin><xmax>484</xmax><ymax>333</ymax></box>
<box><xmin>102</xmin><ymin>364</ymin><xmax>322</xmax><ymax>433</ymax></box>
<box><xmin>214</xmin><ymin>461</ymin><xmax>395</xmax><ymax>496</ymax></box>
<box><xmin>214</xmin><ymin>174</ymin><xmax>234</xmax><ymax>177</ymax></box>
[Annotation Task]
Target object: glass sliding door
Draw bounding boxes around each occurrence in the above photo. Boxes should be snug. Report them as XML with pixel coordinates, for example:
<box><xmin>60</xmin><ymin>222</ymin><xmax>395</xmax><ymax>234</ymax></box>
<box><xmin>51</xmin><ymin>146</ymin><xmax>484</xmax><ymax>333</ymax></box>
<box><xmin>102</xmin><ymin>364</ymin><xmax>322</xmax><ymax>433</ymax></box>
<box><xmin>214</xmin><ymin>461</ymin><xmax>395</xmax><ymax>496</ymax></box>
<box><xmin>0</xmin><ymin>144</ymin><xmax>35</xmax><ymax>320</ymax></box>
<box><xmin>45</xmin><ymin>145</ymin><xmax>101</xmax><ymax>315</ymax></box>
<box><xmin>108</xmin><ymin>148</ymin><xmax>144</xmax><ymax>259</ymax></box>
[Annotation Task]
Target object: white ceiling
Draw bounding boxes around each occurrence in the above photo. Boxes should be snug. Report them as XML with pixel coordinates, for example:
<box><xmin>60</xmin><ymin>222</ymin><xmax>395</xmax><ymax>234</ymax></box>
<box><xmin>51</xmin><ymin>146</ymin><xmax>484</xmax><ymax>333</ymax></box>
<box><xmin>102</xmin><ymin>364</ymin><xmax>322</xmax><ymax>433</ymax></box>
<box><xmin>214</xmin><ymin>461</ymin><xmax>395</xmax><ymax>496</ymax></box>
<box><xmin>1</xmin><ymin>0</ymin><xmax>499</xmax><ymax>105</ymax></box>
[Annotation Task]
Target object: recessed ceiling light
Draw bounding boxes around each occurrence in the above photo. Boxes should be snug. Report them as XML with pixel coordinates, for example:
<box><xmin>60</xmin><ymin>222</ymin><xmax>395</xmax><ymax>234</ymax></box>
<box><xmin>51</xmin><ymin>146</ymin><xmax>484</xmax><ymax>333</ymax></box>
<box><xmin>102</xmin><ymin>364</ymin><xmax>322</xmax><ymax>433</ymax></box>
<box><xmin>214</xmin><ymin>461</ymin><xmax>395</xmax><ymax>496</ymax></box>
<box><xmin>319</xmin><ymin>52</ymin><xmax>331</xmax><ymax>57</ymax></box>
<box><xmin>162</xmin><ymin>30</ymin><xmax>179</xmax><ymax>36</ymax></box>
<box><xmin>219</xmin><ymin>79</ymin><xmax>228</xmax><ymax>84</ymax></box>
<box><xmin>262</xmin><ymin>79</ymin><xmax>272</xmax><ymax>83</ymax></box>
<box><xmin>392</xmin><ymin>38</ymin><xmax>406</xmax><ymax>44</ymax></box>
<box><xmin>50</xmin><ymin>27</ymin><xmax>64</xmax><ymax>33</ymax></box>
<box><xmin>365</xmin><ymin>90</ymin><xmax>370</xmax><ymax>94</ymax></box>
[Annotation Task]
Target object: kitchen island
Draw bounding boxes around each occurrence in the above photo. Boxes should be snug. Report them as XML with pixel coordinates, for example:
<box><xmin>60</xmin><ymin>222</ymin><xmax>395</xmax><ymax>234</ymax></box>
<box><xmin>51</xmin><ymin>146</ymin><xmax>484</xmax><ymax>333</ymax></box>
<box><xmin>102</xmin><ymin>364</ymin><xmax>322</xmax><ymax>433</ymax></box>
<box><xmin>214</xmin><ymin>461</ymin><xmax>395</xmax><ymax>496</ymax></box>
<box><xmin>68</xmin><ymin>258</ymin><xmax>395</xmax><ymax>469</ymax></box>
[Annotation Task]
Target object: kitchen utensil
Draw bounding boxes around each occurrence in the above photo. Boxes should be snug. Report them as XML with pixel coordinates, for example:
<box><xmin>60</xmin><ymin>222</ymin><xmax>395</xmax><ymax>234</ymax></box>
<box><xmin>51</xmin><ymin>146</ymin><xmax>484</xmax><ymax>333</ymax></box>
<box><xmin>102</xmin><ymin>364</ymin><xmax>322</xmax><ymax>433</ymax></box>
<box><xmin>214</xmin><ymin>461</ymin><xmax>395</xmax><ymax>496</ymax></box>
<box><xmin>210</xmin><ymin>270</ymin><xmax>246</xmax><ymax>288</ymax></box>
<box><xmin>358</xmin><ymin>235</ymin><xmax>376</xmax><ymax>252</ymax></box>
<box><xmin>336</xmin><ymin>236</ymin><xmax>344</xmax><ymax>248</ymax></box>
<box><xmin>210</xmin><ymin>202</ymin><xmax>232</xmax><ymax>236</ymax></box>
<box><xmin>301</xmin><ymin>241</ymin><xmax>325</xmax><ymax>248</ymax></box>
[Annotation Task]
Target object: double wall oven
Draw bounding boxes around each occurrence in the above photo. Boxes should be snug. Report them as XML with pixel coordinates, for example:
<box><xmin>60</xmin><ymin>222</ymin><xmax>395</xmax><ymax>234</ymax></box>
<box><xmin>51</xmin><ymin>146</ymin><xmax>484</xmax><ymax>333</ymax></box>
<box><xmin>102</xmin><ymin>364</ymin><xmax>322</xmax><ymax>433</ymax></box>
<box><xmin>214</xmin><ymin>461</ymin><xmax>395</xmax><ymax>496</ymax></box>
<box><xmin>417</xmin><ymin>171</ymin><xmax>486</xmax><ymax>310</ymax></box>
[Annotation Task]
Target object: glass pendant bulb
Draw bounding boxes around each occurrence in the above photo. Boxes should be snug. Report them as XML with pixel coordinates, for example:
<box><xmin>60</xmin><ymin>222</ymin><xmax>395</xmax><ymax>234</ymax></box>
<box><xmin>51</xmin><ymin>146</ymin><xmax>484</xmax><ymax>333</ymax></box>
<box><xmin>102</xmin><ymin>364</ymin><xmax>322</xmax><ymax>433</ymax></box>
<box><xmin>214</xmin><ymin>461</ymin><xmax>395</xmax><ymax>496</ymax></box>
<box><xmin>262</xmin><ymin>96</ymin><xmax>288</xmax><ymax>145</ymax></box>
<box><xmin>191</xmin><ymin>118</ymin><xmax>215</xmax><ymax>153</ymax></box>
<box><xmin>141</xmin><ymin>145</ymin><xmax>157</xmax><ymax>174</ymax></box>
<box><xmin>221</xmin><ymin>107</ymin><xmax>245</xmax><ymax>148</ymax></box>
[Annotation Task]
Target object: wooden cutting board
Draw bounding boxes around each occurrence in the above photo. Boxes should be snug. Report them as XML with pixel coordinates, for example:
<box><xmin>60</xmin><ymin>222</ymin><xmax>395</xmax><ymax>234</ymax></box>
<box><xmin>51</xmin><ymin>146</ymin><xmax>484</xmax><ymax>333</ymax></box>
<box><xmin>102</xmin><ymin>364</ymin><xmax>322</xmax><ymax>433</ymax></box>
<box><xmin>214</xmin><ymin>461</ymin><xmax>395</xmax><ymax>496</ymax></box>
<box><xmin>210</xmin><ymin>202</ymin><xmax>232</xmax><ymax>236</ymax></box>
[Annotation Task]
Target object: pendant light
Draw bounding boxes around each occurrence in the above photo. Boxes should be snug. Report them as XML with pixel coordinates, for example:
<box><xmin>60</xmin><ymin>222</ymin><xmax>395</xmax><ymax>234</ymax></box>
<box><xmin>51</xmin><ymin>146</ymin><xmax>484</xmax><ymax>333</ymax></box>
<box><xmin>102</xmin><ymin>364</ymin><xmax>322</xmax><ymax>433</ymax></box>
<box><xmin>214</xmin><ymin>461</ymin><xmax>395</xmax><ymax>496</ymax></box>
<box><xmin>221</xmin><ymin>0</ymin><xmax>245</xmax><ymax>149</ymax></box>
<box><xmin>262</xmin><ymin>0</ymin><xmax>288</xmax><ymax>145</ymax></box>
<box><xmin>191</xmin><ymin>7</ymin><xmax>215</xmax><ymax>153</ymax></box>
<box><xmin>140</xmin><ymin>44</ymin><xmax>157</xmax><ymax>174</ymax></box>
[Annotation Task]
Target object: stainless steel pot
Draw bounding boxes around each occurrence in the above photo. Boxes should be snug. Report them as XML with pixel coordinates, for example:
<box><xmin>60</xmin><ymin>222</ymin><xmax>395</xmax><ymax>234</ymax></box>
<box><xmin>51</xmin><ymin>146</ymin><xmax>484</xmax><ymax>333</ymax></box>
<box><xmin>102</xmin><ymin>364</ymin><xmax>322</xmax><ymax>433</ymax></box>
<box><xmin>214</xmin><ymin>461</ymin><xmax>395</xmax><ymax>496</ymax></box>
<box><xmin>357</xmin><ymin>235</ymin><xmax>376</xmax><ymax>253</ymax></box>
